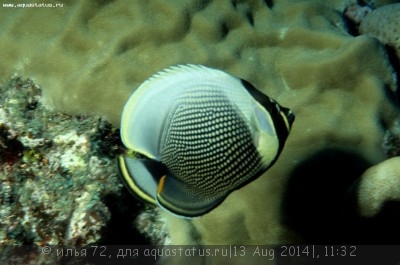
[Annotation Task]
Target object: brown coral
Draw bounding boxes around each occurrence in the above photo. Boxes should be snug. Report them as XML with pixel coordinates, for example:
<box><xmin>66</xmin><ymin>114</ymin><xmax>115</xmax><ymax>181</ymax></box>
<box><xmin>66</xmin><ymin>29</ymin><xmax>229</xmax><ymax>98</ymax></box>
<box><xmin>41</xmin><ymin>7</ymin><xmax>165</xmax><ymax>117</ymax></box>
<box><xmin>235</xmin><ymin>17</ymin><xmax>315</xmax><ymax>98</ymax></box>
<box><xmin>0</xmin><ymin>0</ymin><xmax>399</xmax><ymax>254</ymax></box>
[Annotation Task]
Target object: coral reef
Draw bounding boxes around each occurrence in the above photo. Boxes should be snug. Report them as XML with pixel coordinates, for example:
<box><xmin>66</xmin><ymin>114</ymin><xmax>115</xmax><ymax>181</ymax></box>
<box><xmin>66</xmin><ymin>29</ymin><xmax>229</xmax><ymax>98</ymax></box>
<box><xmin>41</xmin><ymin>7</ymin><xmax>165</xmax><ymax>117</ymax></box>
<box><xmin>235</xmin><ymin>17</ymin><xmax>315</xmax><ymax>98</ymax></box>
<box><xmin>0</xmin><ymin>124</ymin><xmax>23</xmax><ymax>165</ymax></box>
<box><xmin>344</xmin><ymin>2</ymin><xmax>374</xmax><ymax>25</ymax></box>
<box><xmin>135</xmin><ymin>207</ymin><xmax>170</xmax><ymax>245</ymax></box>
<box><xmin>1</xmin><ymin>0</ymin><xmax>398</xmax><ymax>125</ymax></box>
<box><xmin>0</xmin><ymin>77</ymin><xmax>124</xmax><ymax>246</ymax></box>
<box><xmin>0</xmin><ymin>1</ymin><xmax>400</xmax><ymax>262</ymax></box>
<box><xmin>382</xmin><ymin>118</ymin><xmax>400</xmax><ymax>156</ymax></box>
<box><xmin>345</xmin><ymin>2</ymin><xmax>400</xmax><ymax>64</ymax></box>
<box><xmin>358</xmin><ymin>157</ymin><xmax>400</xmax><ymax>217</ymax></box>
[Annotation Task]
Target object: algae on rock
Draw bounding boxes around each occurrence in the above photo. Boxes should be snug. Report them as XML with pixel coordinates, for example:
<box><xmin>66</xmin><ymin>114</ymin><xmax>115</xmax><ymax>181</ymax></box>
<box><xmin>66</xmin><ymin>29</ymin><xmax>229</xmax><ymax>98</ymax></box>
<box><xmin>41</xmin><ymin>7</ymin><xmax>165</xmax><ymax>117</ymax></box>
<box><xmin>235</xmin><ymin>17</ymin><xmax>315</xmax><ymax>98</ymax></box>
<box><xmin>0</xmin><ymin>77</ymin><xmax>124</xmax><ymax>246</ymax></box>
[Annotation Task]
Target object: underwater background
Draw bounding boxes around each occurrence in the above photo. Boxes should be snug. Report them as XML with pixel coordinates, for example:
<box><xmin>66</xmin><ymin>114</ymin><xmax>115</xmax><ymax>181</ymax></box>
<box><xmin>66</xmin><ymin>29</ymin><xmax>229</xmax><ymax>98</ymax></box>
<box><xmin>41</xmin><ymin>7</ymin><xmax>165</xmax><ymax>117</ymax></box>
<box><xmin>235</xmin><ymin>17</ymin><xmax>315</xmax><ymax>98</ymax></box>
<box><xmin>1</xmin><ymin>0</ymin><xmax>400</xmax><ymax>264</ymax></box>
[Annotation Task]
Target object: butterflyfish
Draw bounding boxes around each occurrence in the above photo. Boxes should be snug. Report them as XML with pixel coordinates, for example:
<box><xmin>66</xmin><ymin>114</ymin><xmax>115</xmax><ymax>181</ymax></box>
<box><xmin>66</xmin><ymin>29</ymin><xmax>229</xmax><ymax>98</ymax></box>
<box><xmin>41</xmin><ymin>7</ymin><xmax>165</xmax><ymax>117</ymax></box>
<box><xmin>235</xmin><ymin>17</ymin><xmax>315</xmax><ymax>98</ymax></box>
<box><xmin>118</xmin><ymin>64</ymin><xmax>294</xmax><ymax>218</ymax></box>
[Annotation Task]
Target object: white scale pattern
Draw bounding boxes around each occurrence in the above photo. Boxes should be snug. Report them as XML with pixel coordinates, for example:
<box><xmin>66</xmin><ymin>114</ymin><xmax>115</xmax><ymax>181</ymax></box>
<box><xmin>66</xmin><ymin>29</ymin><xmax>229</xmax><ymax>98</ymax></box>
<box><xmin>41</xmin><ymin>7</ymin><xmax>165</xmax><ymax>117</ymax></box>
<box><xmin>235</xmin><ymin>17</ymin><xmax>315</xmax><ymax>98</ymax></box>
<box><xmin>160</xmin><ymin>88</ymin><xmax>263</xmax><ymax>199</ymax></box>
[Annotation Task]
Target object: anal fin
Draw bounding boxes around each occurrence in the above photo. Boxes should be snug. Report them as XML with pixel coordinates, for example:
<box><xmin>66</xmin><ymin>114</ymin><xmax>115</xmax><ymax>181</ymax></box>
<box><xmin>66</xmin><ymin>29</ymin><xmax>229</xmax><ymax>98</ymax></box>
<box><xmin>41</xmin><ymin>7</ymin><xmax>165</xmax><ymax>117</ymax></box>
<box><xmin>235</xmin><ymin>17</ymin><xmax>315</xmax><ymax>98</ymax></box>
<box><xmin>117</xmin><ymin>155</ymin><xmax>167</xmax><ymax>204</ymax></box>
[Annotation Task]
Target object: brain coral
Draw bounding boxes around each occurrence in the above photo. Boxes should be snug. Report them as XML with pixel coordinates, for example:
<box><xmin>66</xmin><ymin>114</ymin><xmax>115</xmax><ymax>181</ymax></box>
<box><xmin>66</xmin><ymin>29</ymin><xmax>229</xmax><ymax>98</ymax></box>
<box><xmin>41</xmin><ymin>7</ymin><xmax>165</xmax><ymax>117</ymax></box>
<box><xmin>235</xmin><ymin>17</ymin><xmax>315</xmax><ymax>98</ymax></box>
<box><xmin>1</xmin><ymin>0</ymin><xmax>400</xmax><ymax>257</ymax></box>
<box><xmin>0</xmin><ymin>0</ymin><xmax>397</xmax><ymax>125</ymax></box>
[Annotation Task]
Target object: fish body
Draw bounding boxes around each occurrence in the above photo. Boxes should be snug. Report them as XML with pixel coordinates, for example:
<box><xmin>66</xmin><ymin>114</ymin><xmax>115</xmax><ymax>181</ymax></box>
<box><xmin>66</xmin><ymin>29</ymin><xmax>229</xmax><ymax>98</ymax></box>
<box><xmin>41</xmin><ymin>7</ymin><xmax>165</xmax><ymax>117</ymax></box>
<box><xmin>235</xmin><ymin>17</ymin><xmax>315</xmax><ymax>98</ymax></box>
<box><xmin>118</xmin><ymin>64</ymin><xmax>294</xmax><ymax>217</ymax></box>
